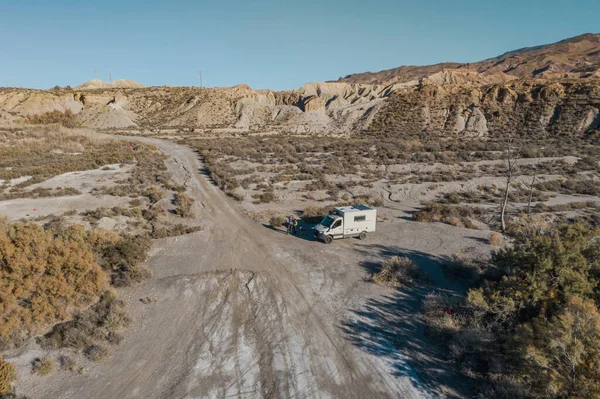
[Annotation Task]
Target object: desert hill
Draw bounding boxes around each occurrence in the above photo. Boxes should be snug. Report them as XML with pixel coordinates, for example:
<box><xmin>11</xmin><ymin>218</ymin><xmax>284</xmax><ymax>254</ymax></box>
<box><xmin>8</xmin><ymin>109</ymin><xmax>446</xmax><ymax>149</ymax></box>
<box><xmin>1</xmin><ymin>78</ymin><xmax>600</xmax><ymax>138</ymax></box>
<box><xmin>0</xmin><ymin>34</ymin><xmax>599</xmax><ymax>138</ymax></box>
<box><xmin>75</xmin><ymin>78</ymin><xmax>147</xmax><ymax>90</ymax></box>
<box><xmin>337</xmin><ymin>33</ymin><xmax>600</xmax><ymax>85</ymax></box>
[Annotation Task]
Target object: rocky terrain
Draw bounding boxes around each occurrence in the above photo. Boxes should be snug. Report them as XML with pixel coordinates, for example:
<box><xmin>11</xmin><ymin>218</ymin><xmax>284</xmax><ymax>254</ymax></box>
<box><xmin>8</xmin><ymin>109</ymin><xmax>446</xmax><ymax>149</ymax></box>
<box><xmin>337</xmin><ymin>33</ymin><xmax>600</xmax><ymax>85</ymax></box>
<box><xmin>2</xmin><ymin>35</ymin><xmax>600</xmax><ymax>138</ymax></box>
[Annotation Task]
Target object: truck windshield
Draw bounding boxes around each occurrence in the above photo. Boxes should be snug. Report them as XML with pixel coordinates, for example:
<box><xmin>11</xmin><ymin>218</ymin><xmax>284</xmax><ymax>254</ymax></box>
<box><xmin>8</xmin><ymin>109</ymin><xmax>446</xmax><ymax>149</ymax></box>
<box><xmin>320</xmin><ymin>215</ymin><xmax>336</xmax><ymax>228</ymax></box>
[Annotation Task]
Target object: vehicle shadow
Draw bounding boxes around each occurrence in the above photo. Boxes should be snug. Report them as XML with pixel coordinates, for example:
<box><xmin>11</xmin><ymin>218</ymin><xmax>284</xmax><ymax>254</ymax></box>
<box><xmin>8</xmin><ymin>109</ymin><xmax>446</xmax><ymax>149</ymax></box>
<box><xmin>341</xmin><ymin>245</ymin><xmax>475</xmax><ymax>398</ymax></box>
<box><xmin>263</xmin><ymin>220</ymin><xmax>318</xmax><ymax>242</ymax></box>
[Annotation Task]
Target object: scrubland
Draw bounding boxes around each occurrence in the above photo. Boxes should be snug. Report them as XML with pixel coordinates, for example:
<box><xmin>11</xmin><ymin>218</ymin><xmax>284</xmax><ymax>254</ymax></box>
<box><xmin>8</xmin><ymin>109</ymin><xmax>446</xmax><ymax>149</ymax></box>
<box><xmin>0</xmin><ymin>125</ymin><xmax>202</xmax><ymax>395</ymax></box>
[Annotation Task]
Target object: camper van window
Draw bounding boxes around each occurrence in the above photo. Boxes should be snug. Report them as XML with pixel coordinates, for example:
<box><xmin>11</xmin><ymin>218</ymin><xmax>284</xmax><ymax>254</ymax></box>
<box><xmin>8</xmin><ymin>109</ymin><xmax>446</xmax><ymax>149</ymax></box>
<box><xmin>332</xmin><ymin>220</ymin><xmax>341</xmax><ymax>228</ymax></box>
<box><xmin>354</xmin><ymin>215</ymin><xmax>366</xmax><ymax>222</ymax></box>
<box><xmin>321</xmin><ymin>215</ymin><xmax>335</xmax><ymax>228</ymax></box>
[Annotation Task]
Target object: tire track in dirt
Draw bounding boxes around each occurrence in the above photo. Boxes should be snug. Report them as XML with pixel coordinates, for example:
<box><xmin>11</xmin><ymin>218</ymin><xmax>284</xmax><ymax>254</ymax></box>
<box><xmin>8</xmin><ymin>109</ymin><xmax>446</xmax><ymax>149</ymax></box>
<box><xmin>15</xmin><ymin>136</ymin><xmax>429</xmax><ymax>399</ymax></box>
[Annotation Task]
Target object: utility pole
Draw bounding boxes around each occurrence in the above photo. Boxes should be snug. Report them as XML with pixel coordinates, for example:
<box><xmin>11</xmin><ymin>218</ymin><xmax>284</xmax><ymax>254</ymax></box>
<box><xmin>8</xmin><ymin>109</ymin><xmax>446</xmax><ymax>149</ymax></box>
<box><xmin>109</xmin><ymin>71</ymin><xmax>112</xmax><ymax>83</ymax></box>
<box><xmin>199</xmin><ymin>70</ymin><xmax>203</xmax><ymax>88</ymax></box>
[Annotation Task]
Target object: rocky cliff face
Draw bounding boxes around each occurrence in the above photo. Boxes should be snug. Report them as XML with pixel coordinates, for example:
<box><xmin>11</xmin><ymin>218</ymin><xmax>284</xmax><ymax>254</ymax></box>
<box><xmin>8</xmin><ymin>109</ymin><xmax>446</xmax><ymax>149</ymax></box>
<box><xmin>1</xmin><ymin>79</ymin><xmax>599</xmax><ymax>138</ymax></box>
<box><xmin>0</xmin><ymin>82</ymin><xmax>395</xmax><ymax>132</ymax></box>
<box><xmin>368</xmin><ymin>80</ymin><xmax>600</xmax><ymax>138</ymax></box>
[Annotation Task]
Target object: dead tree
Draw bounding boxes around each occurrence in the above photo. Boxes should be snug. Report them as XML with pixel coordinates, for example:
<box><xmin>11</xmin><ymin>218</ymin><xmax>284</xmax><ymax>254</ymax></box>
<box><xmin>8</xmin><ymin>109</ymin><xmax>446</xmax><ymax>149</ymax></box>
<box><xmin>501</xmin><ymin>137</ymin><xmax>518</xmax><ymax>232</ymax></box>
<box><xmin>527</xmin><ymin>157</ymin><xmax>541</xmax><ymax>214</ymax></box>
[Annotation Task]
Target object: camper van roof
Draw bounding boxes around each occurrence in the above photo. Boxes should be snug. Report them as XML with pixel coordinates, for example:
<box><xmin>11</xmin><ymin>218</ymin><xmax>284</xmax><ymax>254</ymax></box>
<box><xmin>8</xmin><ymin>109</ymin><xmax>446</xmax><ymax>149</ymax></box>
<box><xmin>336</xmin><ymin>205</ymin><xmax>373</xmax><ymax>213</ymax></box>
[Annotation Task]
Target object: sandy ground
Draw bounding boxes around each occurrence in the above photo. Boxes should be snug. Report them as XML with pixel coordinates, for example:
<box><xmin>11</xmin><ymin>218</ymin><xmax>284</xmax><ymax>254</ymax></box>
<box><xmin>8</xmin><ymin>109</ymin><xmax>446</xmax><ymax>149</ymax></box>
<box><xmin>8</xmin><ymin>138</ymin><xmax>496</xmax><ymax>399</ymax></box>
<box><xmin>0</xmin><ymin>164</ymin><xmax>134</xmax><ymax>220</ymax></box>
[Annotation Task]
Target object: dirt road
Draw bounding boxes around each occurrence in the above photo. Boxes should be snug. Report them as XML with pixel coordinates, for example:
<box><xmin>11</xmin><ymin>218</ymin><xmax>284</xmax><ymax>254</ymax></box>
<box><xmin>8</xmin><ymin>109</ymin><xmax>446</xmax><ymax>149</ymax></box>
<box><xmin>14</xmin><ymin>138</ymin><xmax>492</xmax><ymax>398</ymax></box>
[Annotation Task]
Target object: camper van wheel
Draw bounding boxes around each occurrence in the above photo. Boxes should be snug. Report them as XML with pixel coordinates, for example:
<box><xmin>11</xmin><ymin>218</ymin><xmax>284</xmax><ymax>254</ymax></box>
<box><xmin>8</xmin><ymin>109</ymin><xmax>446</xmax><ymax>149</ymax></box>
<box><xmin>324</xmin><ymin>235</ymin><xmax>333</xmax><ymax>244</ymax></box>
<box><xmin>359</xmin><ymin>232</ymin><xmax>367</xmax><ymax>240</ymax></box>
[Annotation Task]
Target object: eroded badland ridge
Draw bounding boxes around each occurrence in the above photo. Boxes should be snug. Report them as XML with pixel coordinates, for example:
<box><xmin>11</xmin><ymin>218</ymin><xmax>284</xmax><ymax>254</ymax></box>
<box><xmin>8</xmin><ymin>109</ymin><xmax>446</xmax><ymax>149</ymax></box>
<box><xmin>2</xmin><ymin>34</ymin><xmax>600</xmax><ymax>138</ymax></box>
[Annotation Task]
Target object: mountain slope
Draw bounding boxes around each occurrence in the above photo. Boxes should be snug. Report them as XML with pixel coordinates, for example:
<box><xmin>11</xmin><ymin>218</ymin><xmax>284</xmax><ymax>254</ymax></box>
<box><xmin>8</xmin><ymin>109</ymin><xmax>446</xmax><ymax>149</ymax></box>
<box><xmin>338</xmin><ymin>33</ymin><xmax>600</xmax><ymax>85</ymax></box>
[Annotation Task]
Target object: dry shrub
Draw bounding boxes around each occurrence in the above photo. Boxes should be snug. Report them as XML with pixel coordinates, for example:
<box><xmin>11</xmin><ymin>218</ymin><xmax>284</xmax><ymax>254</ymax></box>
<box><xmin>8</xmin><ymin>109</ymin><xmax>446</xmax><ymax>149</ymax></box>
<box><xmin>0</xmin><ymin>127</ymin><xmax>150</xmax><ymax>185</ymax></box>
<box><xmin>301</xmin><ymin>205</ymin><xmax>335</xmax><ymax>223</ymax></box>
<box><xmin>0</xmin><ymin>186</ymin><xmax>81</xmax><ymax>201</ymax></box>
<box><xmin>372</xmin><ymin>256</ymin><xmax>427</xmax><ymax>288</ymax></box>
<box><xmin>149</xmin><ymin>223</ymin><xmax>203</xmax><ymax>239</ymax></box>
<box><xmin>24</xmin><ymin>110</ymin><xmax>79</xmax><ymax>128</ymax></box>
<box><xmin>38</xmin><ymin>291</ymin><xmax>130</xmax><ymax>353</ymax></box>
<box><xmin>269</xmin><ymin>215</ymin><xmax>286</xmax><ymax>227</ymax></box>
<box><xmin>414</xmin><ymin>203</ymin><xmax>480</xmax><ymax>229</ymax></box>
<box><xmin>253</xmin><ymin>190</ymin><xmax>277</xmax><ymax>204</ymax></box>
<box><xmin>144</xmin><ymin>185</ymin><xmax>165</xmax><ymax>204</ymax></box>
<box><xmin>57</xmin><ymin>355</ymin><xmax>76</xmax><ymax>372</ymax></box>
<box><xmin>225</xmin><ymin>189</ymin><xmax>244</xmax><ymax>202</ymax></box>
<box><xmin>442</xmin><ymin>253</ymin><xmax>483</xmax><ymax>284</ymax></box>
<box><xmin>84</xmin><ymin>345</ymin><xmax>109</xmax><ymax>362</ymax></box>
<box><xmin>421</xmin><ymin>293</ymin><xmax>466</xmax><ymax>340</ymax></box>
<box><xmin>302</xmin><ymin>205</ymin><xmax>328</xmax><ymax>218</ymax></box>
<box><xmin>31</xmin><ymin>357</ymin><xmax>54</xmax><ymax>376</ymax></box>
<box><xmin>98</xmin><ymin>235</ymin><xmax>152</xmax><ymax>287</ymax></box>
<box><xmin>0</xmin><ymin>221</ymin><xmax>108</xmax><ymax>348</ymax></box>
<box><xmin>488</xmin><ymin>232</ymin><xmax>503</xmax><ymax>246</ymax></box>
<box><xmin>0</xmin><ymin>358</ymin><xmax>16</xmax><ymax>394</ymax></box>
<box><xmin>173</xmin><ymin>193</ymin><xmax>195</xmax><ymax>218</ymax></box>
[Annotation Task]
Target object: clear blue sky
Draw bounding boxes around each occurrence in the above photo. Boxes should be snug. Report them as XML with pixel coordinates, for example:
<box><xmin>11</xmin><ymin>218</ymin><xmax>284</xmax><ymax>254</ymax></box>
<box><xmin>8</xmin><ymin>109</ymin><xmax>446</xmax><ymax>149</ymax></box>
<box><xmin>1</xmin><ymin>0</ymin><xmax>598</xmax><ymax>90</ymax></box>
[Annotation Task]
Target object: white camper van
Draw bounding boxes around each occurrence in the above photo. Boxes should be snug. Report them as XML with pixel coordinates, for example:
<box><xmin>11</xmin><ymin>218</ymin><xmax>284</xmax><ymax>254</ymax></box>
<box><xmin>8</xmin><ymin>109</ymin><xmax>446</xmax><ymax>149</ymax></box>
<box><xmin>314</xmin><ymin>205</ymin><xmax>377</xmax><ymax>244</ymax></box>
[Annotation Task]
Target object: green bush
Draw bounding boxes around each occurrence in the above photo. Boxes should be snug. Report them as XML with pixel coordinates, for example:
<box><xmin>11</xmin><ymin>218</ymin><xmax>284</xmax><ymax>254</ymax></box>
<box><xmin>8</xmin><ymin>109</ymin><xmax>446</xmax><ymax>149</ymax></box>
<box><xmin>423</xmin><ymin>219</ymin><xmax>600</xmax><ymax>397</ymax></box>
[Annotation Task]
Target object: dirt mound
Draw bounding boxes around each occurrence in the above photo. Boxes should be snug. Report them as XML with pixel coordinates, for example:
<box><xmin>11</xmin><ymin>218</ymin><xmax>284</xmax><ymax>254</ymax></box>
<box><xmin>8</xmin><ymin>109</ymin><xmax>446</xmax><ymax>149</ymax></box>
<box><xmin>76</xmin><ymin>103</ymin><xmax>137</xmax><ymax>129</ymax></box>
<box><xmin>75</xmin><ymin>78</ymin><xmax>147</xmax><ymax>90</ymax></box>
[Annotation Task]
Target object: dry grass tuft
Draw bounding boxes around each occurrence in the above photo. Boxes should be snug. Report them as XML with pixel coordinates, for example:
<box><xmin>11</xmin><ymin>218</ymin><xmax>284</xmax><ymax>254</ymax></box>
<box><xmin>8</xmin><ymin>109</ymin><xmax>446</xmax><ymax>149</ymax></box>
<box><xmin>173</xmin><ymin>193</ymin><xmax>195</xmax><ymax>218</ymax></box>
<box><xmin>0</xmin><ymin>358</ymin><xmax>16</xmax><ymax>394</ymax></box>
<box><xmin>372</xmin><ymin>256</ymin><xmax>427</xmax><ymax>288</ymax></box>
<box><xmin>24</xmin><ymin>110</ymin><xmax>79</xmax><ymax>128</ymax></box>
<box><xmin>488</xmin><ymin>232</ymin><xmax>503</xmax><ymax>246</ymax></box>
<box><xmin>31</xmin><ymin>357</ymin><xmax>54</xmax><ymax>376</ymax></box>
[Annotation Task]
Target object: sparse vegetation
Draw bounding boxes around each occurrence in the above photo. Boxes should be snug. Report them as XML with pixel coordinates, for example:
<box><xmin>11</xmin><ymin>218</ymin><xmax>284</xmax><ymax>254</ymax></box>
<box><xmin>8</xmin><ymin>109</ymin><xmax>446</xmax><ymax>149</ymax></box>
<box><xmin>98</xmin><ymin>235</ymin><xmax>151</xmax><ymax>287</ymax></box>
<box><xmin>413</xmin><ymin>203</ymin><xmax>481</xmax><ymax>229</ymax></box>
<box><xmin>31</xmin><ymin>357</ymin><xmax>54</xmax><ymax>376</ymax></box>
<box><xmin>269</xmin><ymin>215</ymin><xmax>286</xmax><ymax>227</ymax></box>
<box><xmin>0</xmin><ymin>359</ymin><xmax>16</xmax><ymax>394</ymax></box>
<box><xmin>39</xmin><ymin>290</ymin><xmax>130</xmax><ymax>361</ymax></box>
<box><xmin>0</xmin><ymin>221</ymin><xmax>108</xmax><ymax>348</ymax></box>
<box><xmin>24</xmin><ymin>110</ymin><xmax>79</xmax><ymax>128</ymax></box>
<box><xmin>423</xmin><ymin>219</ymin><xmax>600</xmax><ymax>397</ymax></box>
<box><xmin>84</xmin><ymin>345</ymin><xmax>109</xmax><ymax>362</ymax></box>
<box><xmin>371</xmin><ymin>256</ymin><xmax>427</xmax><ymax>288</ymax></box>
<box><xmin>252</xmin><ymin>190</ymin><xmax>276</xmax><ymax>204</ymax></box>
<box><xmin>0</xmin><ymin>126</ymin><xmax>152</xmax><ymax>186</ymax></box>
<box><xmin>488</xmin><ymin>231</ymin><xmax>503</xmax><ymax>246</ymax></box>
<box><xmin>173</xmin><ymin>193</ymin><xmax>195</xmax><ymax>218</ymax></box>
<box><xmin>57</xmin><ymin>355</ymin><xmax>76</xmax><ymax>372</ymax></box>
<box><xmin>0</xmin><ymin>217</ymin><xmax>150</xmax><ymax>349</ymax></box>
<box><xmin>536</xmin><ymin>177</ymin><xmax>600</xmax><ymax>196</ymax></box>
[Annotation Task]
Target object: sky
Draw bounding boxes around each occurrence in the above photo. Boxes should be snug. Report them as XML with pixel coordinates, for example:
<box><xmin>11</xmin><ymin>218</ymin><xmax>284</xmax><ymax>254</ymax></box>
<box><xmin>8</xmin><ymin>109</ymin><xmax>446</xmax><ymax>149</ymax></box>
<box><xmin>0</xmin><ymin>0</ymin><xmax>599</xmax><ymax>90</ymax></box>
